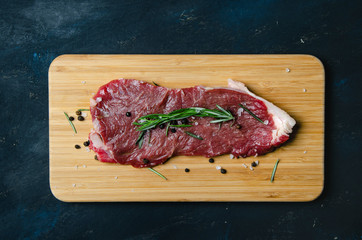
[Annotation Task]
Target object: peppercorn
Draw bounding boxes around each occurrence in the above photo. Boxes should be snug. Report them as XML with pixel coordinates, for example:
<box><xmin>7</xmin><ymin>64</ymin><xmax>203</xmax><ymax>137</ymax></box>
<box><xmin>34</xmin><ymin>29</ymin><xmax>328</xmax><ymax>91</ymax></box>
<box><xmin>170</xmin><ymin>120</ymin><xmax>178</xmax><ymax>125</ymax></box>
<box><xmin>126</xmin><ymin>112</ymin><xmax>131</xmax><ymax>117</ymax></box>
<box><xmin>78</xmin><ymin>116</ymin><xmax>85</xmax><ymax>121</ymax></box>
<box><xmin>69</xmin><ymin>116</ymin><xmax>75</xmax><ymax>121</ymax></box>
<box><xmin>159</xmin><ymin>124</ymin><xmax>165</xmax><ymax>129</ymax></box>
<box><xmin>94</xmin><ymin>155</ymin><xmax>98</xmax><ymax>160</ymax></box>
<box><xmin>181</xmin><ymin>118</ymin><xmax>189</xmax><ymax>124</ymax></box>
<box><xmin>75</xmin><ymin>144</ymin><xmax>81</xmax><ymax>149</ymax></box>
<box><xmin>76</xmin><ymin>110</ymin><xmax>81</xmax><ymax>115</ymax></box>
<box><xmin>170</xmin><ymin>128</ymin><xmax>176</xmax><ymax>133</ymax></box>
<box><xmin>185</xmin><ymin>168</ymin><xmax>190</xmax><ymax>172</ymax></box>
<box><xmin>220</xmin><ymin>169</ymin><xmax>227</xmax><ymax>174</ymax></box>
<box><xmin>236</xmin><ymin>124</ymin><xmax>241</xmax><ymax>129</ymax></box>
<box><xmin>251</xmin><ymin>161</ymin><xmax>257</xmax><ymax>167</ymax></box>
<box><xmin>143</xmin><ymin>159</ymin><xmax>150</xmax><ymax>164</ymax></box>
<box><xmin>209</xmin><ymin>158</ymin><xmax>215</xmax><ymax>163</ymax></box>
<box><xmin>83</xmin><ymin>140</ymin><xmax>90</xmax><ymax>147</ymax></box>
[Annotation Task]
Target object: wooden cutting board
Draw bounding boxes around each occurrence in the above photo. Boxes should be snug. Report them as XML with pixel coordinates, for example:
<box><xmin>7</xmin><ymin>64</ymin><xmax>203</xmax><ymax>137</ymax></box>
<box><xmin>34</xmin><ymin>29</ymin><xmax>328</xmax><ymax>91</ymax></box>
<box><xmin>49</xmin><ymin>54</ymin><xmax>324</xmax><ymax>202</ymax></box>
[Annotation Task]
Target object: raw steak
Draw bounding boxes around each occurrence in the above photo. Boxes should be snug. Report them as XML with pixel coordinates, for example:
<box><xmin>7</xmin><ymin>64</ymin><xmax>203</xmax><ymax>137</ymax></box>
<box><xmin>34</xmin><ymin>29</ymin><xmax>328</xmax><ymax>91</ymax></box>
<box><xmin>89</xmin><ymin>79</ymin><xmax>296</xmax><ymax>168</ymax></box>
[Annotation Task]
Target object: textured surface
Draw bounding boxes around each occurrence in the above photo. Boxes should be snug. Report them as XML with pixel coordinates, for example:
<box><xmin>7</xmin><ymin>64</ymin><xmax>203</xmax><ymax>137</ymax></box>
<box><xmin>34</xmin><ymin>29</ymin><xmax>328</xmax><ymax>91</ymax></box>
<box><xmin>1</xmin><ymin>0</ymin><xmax>362</xmax><ymax>239</ymax></box>
<box><xmin>49</xmin><ymin>54</ymin><xmax>323</xmax><ymax>202</ymax></box>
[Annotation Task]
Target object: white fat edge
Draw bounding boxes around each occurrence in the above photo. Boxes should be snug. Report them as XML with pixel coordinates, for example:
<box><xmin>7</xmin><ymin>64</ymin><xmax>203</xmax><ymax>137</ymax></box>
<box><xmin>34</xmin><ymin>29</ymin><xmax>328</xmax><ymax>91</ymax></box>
<box><xmin>89</xmin><ymin>129</ymin><xmax>115</xmax><ymax>160</ymax></box>
<box><xmin>227</xmin><ymin>79</ymin><xmax>296</xmax><ymax>144</ymax></box>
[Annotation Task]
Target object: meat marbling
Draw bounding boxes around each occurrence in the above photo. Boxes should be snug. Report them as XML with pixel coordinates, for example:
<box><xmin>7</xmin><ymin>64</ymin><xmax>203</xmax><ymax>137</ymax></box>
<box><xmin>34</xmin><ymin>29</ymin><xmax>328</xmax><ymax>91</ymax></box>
<box><xmin>89</xmin><ymin>79</ymin><xmax>296</xmax><ymax>168</ymax></box>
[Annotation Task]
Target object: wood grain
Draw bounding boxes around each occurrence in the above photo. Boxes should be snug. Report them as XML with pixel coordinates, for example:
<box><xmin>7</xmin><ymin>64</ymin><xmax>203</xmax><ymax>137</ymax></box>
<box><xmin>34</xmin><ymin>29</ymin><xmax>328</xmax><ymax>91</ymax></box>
<box><xmin>49</xmin><ymin>54</ymin><xmax>324</xmax><ymax>202</ymax></box>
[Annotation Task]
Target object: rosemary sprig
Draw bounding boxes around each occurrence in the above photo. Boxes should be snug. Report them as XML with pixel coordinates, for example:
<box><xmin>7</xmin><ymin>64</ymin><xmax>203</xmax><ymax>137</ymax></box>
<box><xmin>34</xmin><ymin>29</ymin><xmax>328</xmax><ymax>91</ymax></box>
<box><xmin>133</xmin><ymin>105</ymin><xmax>234</xmax><ymax>131</ymax></box>
<box><xmin>185</xmin><ymin>131</ymin><xmax>203</xmax><ymax>140</ymax></box>
<box><xmin>270</xmin><ymin>159</ymin><xmax>280</xmax><ymax>182</ymax></box>
<box><xmin>148</xmin><ymin>168</ymin><xmax>167</xmax><ymax>180</ymax></box>
<box><xmin>135</xmin><ymin>131</ymin><xmax>146</xmax><ymax>149</ymax></box>
<box><xmin>64</xmin><ymin>112</ymin><xmax>77</xmax><ymax>134</ymax></box>
<box><xmin>77</xmin><ymin>109</ymin><xmax>90</xmax><ymax>111</ymax></box>
<box><xmin>152</xmin><ymin>81</ymin><xmax>160</xmax><ymax>86</ymax></box>
<box><xmin>238</xmin><ymin>103</ymin><xmax>265</xmax><ymax>124</ymax></box>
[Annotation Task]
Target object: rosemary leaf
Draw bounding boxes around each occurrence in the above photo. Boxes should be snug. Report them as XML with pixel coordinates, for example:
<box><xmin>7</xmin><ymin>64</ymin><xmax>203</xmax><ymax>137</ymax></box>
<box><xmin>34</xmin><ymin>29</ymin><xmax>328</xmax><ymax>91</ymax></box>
<box><xmin>135</xmin><ymin>131</ymin><xmax>145</xmax><ymax>149</ymax></box>
<box><xmin>238</xmin><ymin>103</ymin><xmax>265</xmax><ymax>124</ymax></box>
<box><xmin>64</xmin><ymin>112</ymin><xmax>77</xmax><ymax>134</ymax></box>
<box><xmin>185</xmin><ymin>131</ymin><xmax>203</xmax><ymax>140</ymax></box>
<box><xmin>165</xmin><ymin>123</ymin><xmax>170</xmax><ymax>136</ymax></box>
<box><xmin>270</xmin><ymin>159</ymin><xmax>280</xmax><ymax>182</ymax></box>
<box><xmin>169</xmin><ymin>124</ymin><xmax>192</xmax><ymax>128</ymax></box>
<box><xmin>148</xmin><ymin>168</ymin><xmax>167</xmax><ymax>180</ymax></box>
<box><xmin>77</xmin><ymin>109</ymin><xmax>90</xmax><ymax>111</ymax></box>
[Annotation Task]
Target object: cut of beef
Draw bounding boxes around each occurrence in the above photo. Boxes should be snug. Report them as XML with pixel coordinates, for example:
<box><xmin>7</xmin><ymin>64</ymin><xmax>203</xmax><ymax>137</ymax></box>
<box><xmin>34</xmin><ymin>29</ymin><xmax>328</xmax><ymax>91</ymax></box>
<box><xmin>89</xmin><ymin>79</ymin><xmax>296</xmax><ymax>168</ymax></box>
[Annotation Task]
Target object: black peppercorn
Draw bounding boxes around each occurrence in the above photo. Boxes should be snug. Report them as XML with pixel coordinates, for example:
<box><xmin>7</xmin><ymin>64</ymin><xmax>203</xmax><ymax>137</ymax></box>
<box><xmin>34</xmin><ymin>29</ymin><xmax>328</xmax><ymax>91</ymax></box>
<box><xmin>251</xmin><ymin>161</ymin><xmax>257</xmax><ymax>167</ymax></box>
<box><xmin>170</xmin><ymin>120</ymin><xmax>178</xmax><ymax>125</ymax></box>
<box><xmin>83</xmin><ymin>140</ymin><xmax>90</xmax><ymax>147</ymax></box>
<box><xmin>159</xmin><ymin>124</ymin><xmax>165</xmax><ymax>129</ymax></box>
<box><xmin>220</xmin><ymin>169</ymin><xmax>227</xmax><ymax>174</ymax></box>
<box><xmin>181</xmin><ymin>118</ymin><xmax>189</xmax><ymax>124</ymax></box>
<box><xmin>69</xmin><ymin>116</ymin><xmax>75</xmax><ymax>121</ymax></box>
<box><xmin>126</xmin><ymin>112</ymin><xmax>131</xmax><ymax>117</ymax></box>
<box><xmin>78</xmin><ymin>116</ymin><xmax>85</xmax><ymax>121</ymax></box>
<box><xmin>75</xmin><ymin>144</ymin><xmax>81</xmax><ymax>149</ymax></box>
<box><xmin>94</xmin><ymin>155</ymin><xmax>98</xmax><ymax>160</ymax></box>
<box><xmin>143</xmin><ymin>159</ymin><xmax>150</xmax><ymax>164</ymax></box>
<box><xmin>185</xmin><ymin>168</ymin><xmax>190</xmax><ymax>172</ymax></box>
<box><xmin>209</xmin><ymin>158</ymin><xmax>215</xmax><ymax>163</ymax></box>
<box><xmin>76</xmin><ymin>110</ymin><xmax>81</xmax><ymax>115</ymax></box>
<box><xmin>170</xmin><ymin>128</ymin><xmax>176</xmax><ymax>133</ymax></box>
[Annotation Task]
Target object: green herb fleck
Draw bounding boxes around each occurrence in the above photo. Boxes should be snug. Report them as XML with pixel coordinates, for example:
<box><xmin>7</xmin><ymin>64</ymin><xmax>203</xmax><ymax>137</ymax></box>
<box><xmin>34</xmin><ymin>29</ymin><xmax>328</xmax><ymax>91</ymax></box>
<box><xmin>64</xmin><ymin>112</ymin><xmax>77</xmax><ymax>134</ymax></box>
<box><xmin>135</xmin><ymin>131</ymin><xmax>145</xmax><ymax>149</ymax></box>
<box><xmin>148</xmin><ymin>168</ymin><xmax>167</xmax><ymax>180</ymax></box>
<box><xmin>238</xmin><ymin>103</ymin><xmax>265</xmax><ymax>124</ymax></box>
<box><xmin>270</xmin><ymin>159</ymin><xmax>280</xmax><ymax>183</ymax></box>
<box><xmin>77</xmin><ymin>109</ymin><xmax>90</xmax><ymax>111</ymax></box>
<box><xmin>185</xmin><ymin>131</ymin><xmax>203</xmax><ymax>140</ymax></box>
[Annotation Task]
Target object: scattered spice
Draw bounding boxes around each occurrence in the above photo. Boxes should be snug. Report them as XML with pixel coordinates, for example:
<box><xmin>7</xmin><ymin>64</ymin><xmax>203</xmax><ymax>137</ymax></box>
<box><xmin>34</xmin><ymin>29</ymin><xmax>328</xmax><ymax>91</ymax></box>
<box><xmin>64</xmin><ymin>112</ymin><xmax>77</xmax><ymax>134</ymax></box>
<box><xmin>148</xmin><ymin>168</ymin><xmax>167</xmax><ymax>180</ymax></box>
<box><xmin>185</xmin><ymin>168</ymin><xmax>190</xmax><ymax>173</ymax></box>
<box><xmin>76</xmin><ymin>110</ymin><xmax>81</xmax><ymax>116</ymax></box>
<box><xmin>209</xmin><ymin>158</ymin><xmax>215</xmax><ymax>163</ymax></box>
<box><xmin>75</xmin><ymin>144</ymin><xmax>81</xmax><ymax>149</ymax></box>
<box><xmin>69</xmin><ymin>116</ymin><xmax>75</xmax><ymax>121</ymax></box>
<box><xmin>94</xmin><ymin>155</ymin><xmax>98</xmax><ymax>160</ymax></box>
<box><xmin>220</xmin><ymin>169</ymin><xmax>227</xmax><ymax>174</ymax></box>
<box><xmin>126</xmin><ymin>112</ymin><xmax>131</xmax><ymax>117</ymax></box>
<box><xmin>238</xmin><ymin>103</ymin><xmax>265</xmax><ymax>125</ymax></box>
<box><xmin>78</xmin><ymin>116</ymin><xmax>85</xmax><ymax>121</ymax></box>
<box><xmin>270</xmin><ymin>159</ymin><xmax>280</xmax><ymax>182</ymax></box>
<box><xmin>251</xmin><ymin>161</ymin><xmax>257</xmax><ymax>167</ymax></box>
<box><xmin>83</xmin><ymin>140</ymin><xmax>90</xmax><ymax>147</ymax></box>
<box><xmin>185</xmin><ymin>131</ymin><xmax>203</xmax><ymax>140</ymax></box>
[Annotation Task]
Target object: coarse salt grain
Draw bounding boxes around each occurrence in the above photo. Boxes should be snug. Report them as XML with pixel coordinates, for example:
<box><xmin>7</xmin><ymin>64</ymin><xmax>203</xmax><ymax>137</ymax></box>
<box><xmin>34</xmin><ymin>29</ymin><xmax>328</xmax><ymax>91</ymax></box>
<box><xmin>300</xmin><ymin>38</ymin><xmax>305</xmax><ymax>43</ymax></box>
<box><xmin>115</xmin><ymin>176</ymin><xmax>118</xmax><ymax>179</ymax></box>
<box><xmin>83</xmin><ymin>165</ymin><xmax>87</xmax><ymax>168</ymax></box>
<box><xmin>81</xmin><ymin>81</ymin><xmax>86</xmax><ymax>84</ymax></box>
<box><xmin>229</xmin><ymin>154</ymin><xmax>234</xmax><ymax>159</ymax></box>
<box><xmin>81</xmin><ymin>112</ymin><xmax>88</xmax><ymax>117</ymax></box>
<box><xmin>216</xmin><ymin>166</ymin><xmax>222</xmax><ymax>170</ymax></box>
<box><xmin>255</xmin><ymin>160</ymin><xmax>259</xmax><ymax>165</ymax></box>
<box><xmin>237</xmin><ymin>108</ymin><xmax>244</xmax><ymax>116</ymax></box>
<box><xmin>72</xmin><ymin>184</ymin><xmax>76</xmax><ymax>187</ymax></box>
<box><xmin>96</xmin><ymin>97</ymin><xmax>102</xmax><ymax>103</ymax></box>
<box><xmin>263</xmin><ymin>120</ymin><xmax>269</xmax><ymax>125</ymax></box>
<box><xmin>194</xmin><ymin>122</ymin><xmax>199</xmax><ymax>126</ymax></box>
<box><xmin>303</xmin><ymin>88</ymin><xmax>307</xmax><ymax>92</ymax></box>
<box><xmin>242</xmin><ymin>163</ymin><xmax>247</xmax><ymax>168</ymax></box>
<box><xmin>286</xmin><ymin>68</ymin><xmax>290</xmax><ymax>73</ymax></box>
<box><xmin>254</xmin><ymin>153</ymin><xmax>258</xmax><ymax>157</ymax></box>
<box><xmin>172</xmin><ymin>164</ymin><xmax>178</xmax><ymax>169</ymax></box>
<box><xmin>249</xmin><ymin>166</ymin><xmax>254</xmax><ymax>171</ymax></box>
<box><xmin>85</xmin><ymin>147</ymin><xmax>90</xmax><ymax>152</ymax></box>
<box><xmin>304</xmin><ymin>150</ymin><xmax>307</xmax><ymax>154</ymax></box>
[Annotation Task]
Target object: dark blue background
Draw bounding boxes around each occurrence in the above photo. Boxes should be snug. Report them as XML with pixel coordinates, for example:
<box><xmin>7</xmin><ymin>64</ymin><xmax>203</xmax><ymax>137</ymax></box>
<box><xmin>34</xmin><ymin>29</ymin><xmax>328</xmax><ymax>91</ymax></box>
<box><xmin>1</xmin><ymin>0</ymin><xmax>361</xmax><ymax>239</ymax></box>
